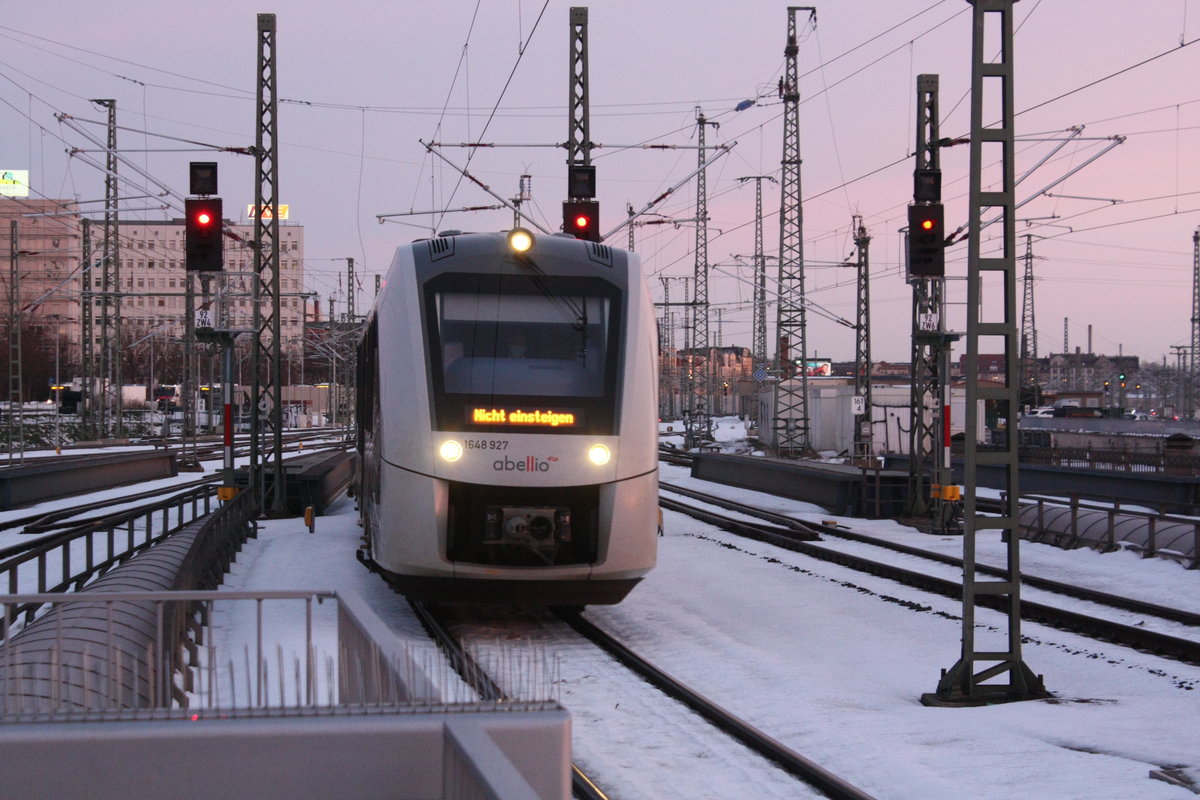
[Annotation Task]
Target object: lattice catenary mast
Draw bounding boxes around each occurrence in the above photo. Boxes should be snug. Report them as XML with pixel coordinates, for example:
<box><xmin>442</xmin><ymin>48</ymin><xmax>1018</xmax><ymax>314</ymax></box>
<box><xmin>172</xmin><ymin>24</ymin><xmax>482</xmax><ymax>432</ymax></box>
<box><xmin>1019</xmin><ymin>234</ymin><xmax>1039</xmax><ymax>405</ymax></box>
<box><xmin>92</xmin><ymin>99</ymin><xmax>123</xmax><ymax>438</ymax></box>
<box><xmin>852</xmin><ymin>216</ymin><xmax>872</xmax><ymax>460</ymax></box>
<box><xmin>772</xmin><ymin>6</ymin><xmax>816</xmax><ymax>457</ymax></box>
<box><xmin>930</xmin><ymin>0</ymin><xmax>1045</xmax><ymax>704</ymax></box>
<box><xmin>739</xmin><ymin>175</ymin><xmax>775</xmax><ymax>394</ymax></box>
<box><xmin>251</xmin><ymin>12</ymin><xmax>286</xmax><ymax>516</ymax></box>
<box><xmin>1190</xmin><ymin>228</ymin><xmax>1199</xmax><ymax>418</ymax></box>
<box><xmin>685</xmin><ymin>109</ymin><xmax>719</xmax><ymax>448</ymax></box>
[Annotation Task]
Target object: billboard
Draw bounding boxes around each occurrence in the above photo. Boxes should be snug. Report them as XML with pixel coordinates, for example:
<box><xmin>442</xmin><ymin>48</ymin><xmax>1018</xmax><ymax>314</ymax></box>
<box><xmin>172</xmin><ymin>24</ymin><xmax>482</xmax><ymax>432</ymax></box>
<box><xmin>801</xmin><ymin>358</ymin><xmax>832</xmax><ymax>377</ymax></box>
<box><xmin>0</xmin><ymin>170</ymin><xmax>30</xmax><ymax>198</ymax></box>
<box><xmin>247</xmin><ymin>204</ymin><xmax>290</xmax><ymax>220</ymax></box>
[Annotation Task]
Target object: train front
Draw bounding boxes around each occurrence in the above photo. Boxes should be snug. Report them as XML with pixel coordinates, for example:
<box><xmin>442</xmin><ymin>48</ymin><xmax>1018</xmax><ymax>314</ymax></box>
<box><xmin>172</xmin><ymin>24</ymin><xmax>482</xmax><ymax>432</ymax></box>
<box><xmin>366</xmin><ymin>228</ymin><xmax>659</xmax><ymax>605</ymax></box>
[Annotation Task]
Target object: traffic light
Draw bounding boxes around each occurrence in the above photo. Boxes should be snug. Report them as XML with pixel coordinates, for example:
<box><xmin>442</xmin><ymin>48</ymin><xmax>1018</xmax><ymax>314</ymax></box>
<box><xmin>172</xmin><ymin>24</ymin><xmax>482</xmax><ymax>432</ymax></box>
<box><xmin>185</xmin><ymin>197</ymin><xmax>223</xmax><ymax>271</ymax></box>
<box><xmin>562</xmin><ymin>200</ymin><xmax>600</xmax><ymax>242</ymax></box>
<box><xmin>907</xmin><ymin>203</ymin><xmax>944</xmax><ymax>278</ymax></box>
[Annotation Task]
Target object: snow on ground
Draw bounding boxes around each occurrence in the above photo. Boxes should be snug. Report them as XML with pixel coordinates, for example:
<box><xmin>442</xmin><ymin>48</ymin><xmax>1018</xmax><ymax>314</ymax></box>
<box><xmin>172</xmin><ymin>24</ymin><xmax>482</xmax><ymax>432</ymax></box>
<box><xmin>223</xmin><ymin>473</ymin><xmax>1199</xmax><ymax>797</ymax></box>
<box><xmin>598</xmin><ymin>504</ymin><xmax>1200</xmax><ymax>799</ymax></box>
<box><xmin>6</xmin><ymin>429</ymin><xmax>1200</xmax><ymax>798</ymax></box>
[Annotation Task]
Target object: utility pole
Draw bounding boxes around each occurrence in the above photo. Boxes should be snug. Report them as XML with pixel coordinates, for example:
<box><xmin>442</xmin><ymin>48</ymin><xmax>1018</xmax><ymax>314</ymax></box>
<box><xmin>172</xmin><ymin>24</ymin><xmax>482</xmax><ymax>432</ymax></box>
<box><xmin>685</xmin><ymin>109</ymin><xmax>719</xmax><ymax>449</ymax></box>
<box><xmin>773</xmin><ymin>6</ymin><xmax>816</xmax><ymax>458</ymax></box>
<box><xmin>79</xmin><ymin>218</ymin><xmax>95</xmax><ymax>440</ymax></box>
<box><xmin>7</xmin><ymin>221</ymin><xmax>22</xmax><ymax>463</ymax></box>
<box><xmin>344</xmin><ymin>256</ymin><xmax>358</xmax><ymax>440</ymax></box>
<box><xmin>661</xmin><ymin>277</ymin><xmax>672</xmax><ymax>418</ymax></box>
<box><xmin>930</xmin><ymin>0</ymin><xmax>1045</xmax><ymax>705</ymax></box>
<box><xmin>739</xmin><ymin>176</ymin><xmax>776</xmax><ymax>397</ymax></box>
<box><xmin>1190</xmin><ymin>228</ymin><xmax>1199</xmax><ymax>419</ymax></box>
<box><xmin>182</xmin><ymin>265</ymin><xmax>197</xmax><ymax>461</ymax></box>
<box><xmin>1019</xmin><ymin>234</ymin><xmax>1040</xmax><ymax>407</ymax></box>
<box><xmin>252</xmin><ymin>12</ymin><xmax>286</xmax><ymax>517</ymax></box>
<box><xmin>904</xmin><ymin>74</ymin><xmax>948</xmax><ymax>520</ymax></box>
<box><xmin>92</xmin><ymin>99</ymin><xmax>122</xmax><ymax>438</ymax></box>
<box><xmin>680</xmin><ymin>278</ymin><xmax>691</xmax><ymax>426</ymax></box>
<box><xmin>852</xmin><ymin>216</ymin><xmax>872</xmax><ymax>461</ymax></box>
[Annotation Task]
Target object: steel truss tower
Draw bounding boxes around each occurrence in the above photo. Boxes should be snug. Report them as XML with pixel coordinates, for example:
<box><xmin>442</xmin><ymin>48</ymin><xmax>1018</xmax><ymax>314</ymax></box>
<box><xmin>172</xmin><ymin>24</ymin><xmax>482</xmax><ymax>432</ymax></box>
<box><xmin>659</xmin><ymin>277</ymin><xmax>675</xmax><ymax>420</ymax></box>
<box><xmin>905</xmin><ymin>74</ymin><xmax>944</xmax><ymax>519</ymax></box>
<box><xmin>251</xmin><ymin>13</ymin><xmax>286</xmax><ymax>516</ymax></box>
<box><xmin>852</xmin><ymin>217</ymin><xmax>872</xmax><ymax>460</ymax></box>
<box><xmin>93</xmin><ymin>99</ymin><xmax>122</xmax><ymax>438</ymax></box>
<box><xmin>79</xmin><ymin>218</ymin><xmax>95</xmax><ymax>440</ymax></box>
<box><xmin>931</xmin><ymin>0</ymin><xmax>1045</xmax><ymax>704</ymax></box>
<box><xmin>685</xmin><ymin>109</ymin><xmax>719</xmax><ymax>448</ymax></box>
<box><xmin>773</xmin><ymin>6</ymin><xmax>816</xmax><ymax>457</ymax></box>
<box><xmin>1019</xmin><ymin>234</ymin><xmax>1039</xmax><ymax>405</ymax></box>
<box><xmin>7</xmin><ymin>222</ymin><xmax>21</xmax><ymax>462</ymax></box>
<box><xmin>1190</xmin><ymin>229</ymin><xmax>1199</xmax><ymax>419</ymax></box>
<box><xmin>739</xmin><ymin>176</ymin><xmax>775</xmax><ymax>394</ymax></box>
<box><xmin>345</xmin><ymin>257</ymin><xmax>358</xmax><ymax>434</ymax></box>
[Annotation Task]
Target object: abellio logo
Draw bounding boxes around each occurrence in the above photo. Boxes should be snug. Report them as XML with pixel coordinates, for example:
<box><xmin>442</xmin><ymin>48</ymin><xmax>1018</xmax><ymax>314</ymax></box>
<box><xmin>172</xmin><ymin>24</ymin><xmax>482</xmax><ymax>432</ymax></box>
<box><xmin>493</xmin><ymin>455</ymin><xmax>559</xmax><ymax>473</ymax></box>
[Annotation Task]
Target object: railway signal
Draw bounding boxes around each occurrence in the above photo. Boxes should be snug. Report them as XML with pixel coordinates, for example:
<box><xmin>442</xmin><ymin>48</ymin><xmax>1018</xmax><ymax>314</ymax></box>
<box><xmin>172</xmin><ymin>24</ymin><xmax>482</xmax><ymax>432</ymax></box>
<box><xmin>907</xmin><ymin>203</ymin><xmax>944</xmax><ymax>277</ymax></box>
<box><xmin>185</xmin><ymin>197</ymin><xmax>224</xmax><ymax>271</ymax></box>
<box><xmin>562</xmin><ymin>200</ymin><xmax>600</xmax><ymax>242</ymax></box>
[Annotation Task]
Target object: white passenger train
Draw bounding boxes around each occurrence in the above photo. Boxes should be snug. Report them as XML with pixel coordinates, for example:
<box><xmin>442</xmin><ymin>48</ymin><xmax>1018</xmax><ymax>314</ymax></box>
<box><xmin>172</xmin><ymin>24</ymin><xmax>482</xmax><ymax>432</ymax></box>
<box><xmin>356</xmin><ymin>228</ymin><xmax>659</xmax><ymax>604</ymax></box>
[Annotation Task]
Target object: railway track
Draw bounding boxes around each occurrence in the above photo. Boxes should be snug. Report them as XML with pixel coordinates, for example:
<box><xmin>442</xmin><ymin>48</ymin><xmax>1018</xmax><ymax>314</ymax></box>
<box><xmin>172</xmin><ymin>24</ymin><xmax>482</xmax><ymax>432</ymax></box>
<box><xmin>660</xmin><ymin>483</ymin><xmax>1200</xmax><ymax>666</ymax></box>
<box><xmin>0</xmin><ymin>436</ymin><xmax>348</xmax><ymax>537</ymax></box>
<box><xmin>411</xmin><ymin>599</ymin><xmax>876</xmax><ymax>800</ymax></box>
<box><xmin>407</xmin><ymin>600</ymin><xmax>610</xmax><ymax>800</ymax></box>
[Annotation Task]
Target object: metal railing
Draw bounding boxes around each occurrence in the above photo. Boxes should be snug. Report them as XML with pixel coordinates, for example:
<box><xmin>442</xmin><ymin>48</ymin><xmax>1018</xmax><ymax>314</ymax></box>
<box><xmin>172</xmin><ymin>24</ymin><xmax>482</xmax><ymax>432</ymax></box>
<box><xmin>0</xmin><ymin>486</ymin><xmax>221</xmax><ymax>621</ymax></box>
<box><xmin>0</xmin><ymin>590</ymin><xmax>331</xmax><ymax>716</ymax></box>
<box><xmin>0</xmin><ymin>587</ymin><xmax>567</xmax><ymax>800</ymax></box>
<box><xmin>1018</xmin><ymin>445</ymin><xmax>1200</xmax><ymax>476</ymax></box>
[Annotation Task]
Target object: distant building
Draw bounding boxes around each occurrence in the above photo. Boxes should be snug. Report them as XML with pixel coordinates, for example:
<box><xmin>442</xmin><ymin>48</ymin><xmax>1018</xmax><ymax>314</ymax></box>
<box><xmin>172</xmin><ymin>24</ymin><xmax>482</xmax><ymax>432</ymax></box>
<box><xmin>117</xmin><ymin>217</ymin><xmax>307</xmax><ymax>343</ymax></box>
<box><xmin>659</xmin><ymin>345</ymin><xmax>755</xmax><ymax>420</ymax></box>
<box><xmin>1</xmin><ymin>197</ymin><xmax>308</xmax><ymax>399</ymax></box>
<box><xmin>1043</xmin><ymin>350</ymin><xmax>1139</xmax><ymax>393</ymax></box>
<box><xmin>0</xmin><ymin>197</ymin><xmax>82</xmax><ymax>357</ymax></box>
<box><xmin>0</xmin><ymin>199</ymin><xmax>309</xmax><ymax>367</ymax></box>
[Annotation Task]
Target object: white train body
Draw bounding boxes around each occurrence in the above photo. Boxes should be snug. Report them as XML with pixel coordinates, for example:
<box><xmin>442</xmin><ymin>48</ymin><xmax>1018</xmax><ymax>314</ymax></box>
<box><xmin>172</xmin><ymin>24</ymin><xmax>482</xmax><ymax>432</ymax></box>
<box><xmin>357</xmin><ymin>230</ymin><xmax>659</xmax><ymax>604</ymax></box>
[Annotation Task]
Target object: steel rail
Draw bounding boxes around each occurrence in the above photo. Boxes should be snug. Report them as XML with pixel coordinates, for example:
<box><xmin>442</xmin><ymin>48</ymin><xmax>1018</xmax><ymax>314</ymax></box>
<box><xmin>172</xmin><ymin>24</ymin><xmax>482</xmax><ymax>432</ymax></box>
<box><xmin>407</xmin><ymin>601</ymin><xmax>610</xmax><ymax>800</ymax></box>
<box><xmin>660</xmin><ymin>490</ymin><xmax>1200</xmax><ymax>665</ymax></box>
<box><xmin>559</xmin><ymin>610</ymin><xmax>878</xmax><ymax>800</ymax></box>
<box><xmin>661</xmin><ymin>483</ymin><xmax>1200</xmax><ymax>628</ymax></box>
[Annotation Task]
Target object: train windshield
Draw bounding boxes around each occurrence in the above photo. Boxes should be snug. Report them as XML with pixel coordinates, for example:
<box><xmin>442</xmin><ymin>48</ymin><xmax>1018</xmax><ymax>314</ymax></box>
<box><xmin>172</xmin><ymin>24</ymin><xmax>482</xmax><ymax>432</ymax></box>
<box><xmin>425</xmin><ymin>273</ymin><xmax>621</xmax><ymax>434</ymax></box>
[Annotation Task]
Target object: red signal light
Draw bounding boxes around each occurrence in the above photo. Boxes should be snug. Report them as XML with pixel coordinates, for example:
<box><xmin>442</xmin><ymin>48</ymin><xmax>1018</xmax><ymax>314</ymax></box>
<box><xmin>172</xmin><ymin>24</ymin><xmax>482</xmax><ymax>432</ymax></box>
<box><xmin>907</xmin><ymin>203</ymin><xmax>944</xmax><ymax>277</ymax></box>
<box><xmin>562</xmin><ymin>200</ymin><xmax>600</xmax><ymax>242</ymax></box>
<box><xmin>185</xmin><ymin>197</ymin><xmax>223</xmax><ymax>271</ymax></box>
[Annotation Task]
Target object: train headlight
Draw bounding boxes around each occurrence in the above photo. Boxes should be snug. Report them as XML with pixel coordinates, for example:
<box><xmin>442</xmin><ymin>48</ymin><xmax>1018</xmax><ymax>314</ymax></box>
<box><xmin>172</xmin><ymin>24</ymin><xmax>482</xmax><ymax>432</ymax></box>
<box><xmin>439</xmin><ymin>440</ymin><xmax>464</xmax><ymax>462</ymax></box>
<box><xmin>587</xmin><ymin>444</ymin><xmax>611</xmax><ymax>466</ymax></box>
<box><xmin>508</xmin><ymin>228</ymin><xmax>534</xmax><ymax>253</ymax></box>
